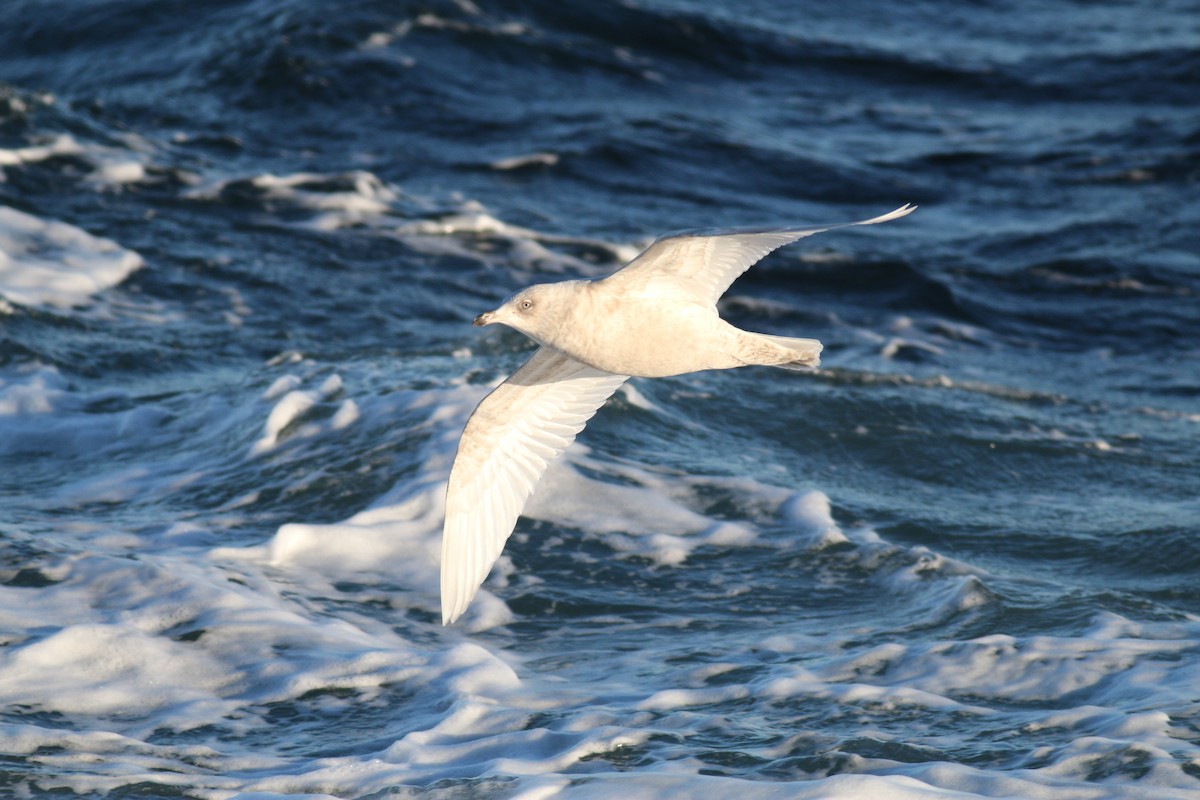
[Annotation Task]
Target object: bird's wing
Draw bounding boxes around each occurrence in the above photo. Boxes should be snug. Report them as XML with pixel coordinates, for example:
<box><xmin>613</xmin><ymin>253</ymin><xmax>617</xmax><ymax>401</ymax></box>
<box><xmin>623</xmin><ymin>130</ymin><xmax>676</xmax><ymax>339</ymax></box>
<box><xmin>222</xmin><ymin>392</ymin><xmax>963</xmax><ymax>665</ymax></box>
<box><xmin>606</xmin><ymin>204</ymin><xmax>916</xmax><ymax>305</ymax></box>
<box><xmin>441</xmin><ymin>346</ymin><xmax>628</xmax><ymax>624</ymax></box>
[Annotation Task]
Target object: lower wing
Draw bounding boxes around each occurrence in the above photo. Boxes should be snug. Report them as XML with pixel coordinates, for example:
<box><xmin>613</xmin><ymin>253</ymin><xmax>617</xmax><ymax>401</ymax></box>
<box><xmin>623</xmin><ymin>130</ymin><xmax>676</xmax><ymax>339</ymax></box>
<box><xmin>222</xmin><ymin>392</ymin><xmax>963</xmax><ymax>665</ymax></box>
<box><xmin>441</xmin><ymin>346</ymin><xmax>629</xmax><ymax>624</ymax></box>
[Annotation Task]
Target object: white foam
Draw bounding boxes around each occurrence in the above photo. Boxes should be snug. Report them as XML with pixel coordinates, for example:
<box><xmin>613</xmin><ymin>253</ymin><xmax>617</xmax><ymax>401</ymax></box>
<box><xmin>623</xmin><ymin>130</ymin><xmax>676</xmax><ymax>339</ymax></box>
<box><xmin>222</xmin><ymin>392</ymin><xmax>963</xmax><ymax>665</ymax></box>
<box><xmin>185</xmin><ymin>170</ymin><xmax>403</xmax><ymax>232</ymax></box>
<box><xmin>780</xmin><ymin>490</ymin><xmax>852</xmax><ymax>548</ymax></box>
<box><xmin>0</xmin><ymin>129</ymin><xmax>175</xmax><ymax>194</ymax></box>
<box><xmin>490</xmin><ymin>152</ymin><xmax>560</xmax><ymax>170</ymax></box>
<box><xmin>5</xmin><ymin>371</ymin><xmax>1199</xmax><ymax>800</ymax></box>
<box><xmin>331</xmin><ymin>398</ymin><xmax>360</xmax><ymax>429</ymax></box>
<box><xmin>0</xmin><ymin>133</ymin><xmax>83</xmax><ymax>167</ymax></box>
<box><xmin>0</xmin><ymin>621</ymin><xmax>233</xmax><ymax>718</ymax></box>
<box><xmin>251</xmin><ymin>371</ymin><xmax>349</xmax><ymax>455</ymax></box>
<box><xmin>183</xmin><ymin>169</ymin><xmax>640</xmax><ymax>282</ymax></box>
<box><xmin>523</xmin><ymin>448</ymin><xmax>758</xmax><ymax>566</ymax></box>
<box><xmin>838</xmin><ymin>631</ymin><xmax>1198</xmax><ymax>707</ymax></box>
<box><xmin>0</xmin><ymin>365</ymin><xmax>178</xmax><ymax>468</ymax></box>
<box><xmin>263</xmin><ymin>374</ymin><xmax>303</xmax><ymax>400</ymax></box>
<box><xmin>518</xmin><ymin>773</ymin><xmax>990</xmax><ymax>800</ymax></box>
<box><xmin>0</xmin><ymin>542</ymin><xmax>543</xmax><ymax>794</ymax></box>
<box><xmin>0</xmin><ymin>363</ymin><xmax>64</xmax><ymax>415</ymax></box>
<box><xmin>0</xmin><ymin>206</ymin><xmax>143</xmax><ymax>308</ymax></box>
<box><xmin>88</xmin><ymin>159</ymin><xmax>147</xmax><ymax>186</ymax></box>
<box><xmin>4</xmin><ymin>335</ymin><xmax>1196</xmax><ymax>799</ymax></box>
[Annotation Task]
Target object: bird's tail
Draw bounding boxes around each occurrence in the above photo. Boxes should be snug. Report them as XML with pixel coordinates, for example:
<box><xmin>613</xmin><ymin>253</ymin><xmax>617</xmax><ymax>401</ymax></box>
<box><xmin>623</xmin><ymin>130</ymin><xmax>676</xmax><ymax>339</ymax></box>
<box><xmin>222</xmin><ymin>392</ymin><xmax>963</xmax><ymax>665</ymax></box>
<box><xmin>743</xmin><ymin>333</ymin><xmax>822</xmax><ymax>370</ymax></box>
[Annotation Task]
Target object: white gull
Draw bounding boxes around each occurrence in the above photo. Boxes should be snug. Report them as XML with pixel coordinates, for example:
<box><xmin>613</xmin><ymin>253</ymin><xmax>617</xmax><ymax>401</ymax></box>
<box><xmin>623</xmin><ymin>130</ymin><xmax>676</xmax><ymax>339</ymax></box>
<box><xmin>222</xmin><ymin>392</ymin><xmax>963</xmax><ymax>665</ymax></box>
<box><xmin>441</xmin><ymin>204</ymin><xmax>916</xmax><ymax>624</ymax></box>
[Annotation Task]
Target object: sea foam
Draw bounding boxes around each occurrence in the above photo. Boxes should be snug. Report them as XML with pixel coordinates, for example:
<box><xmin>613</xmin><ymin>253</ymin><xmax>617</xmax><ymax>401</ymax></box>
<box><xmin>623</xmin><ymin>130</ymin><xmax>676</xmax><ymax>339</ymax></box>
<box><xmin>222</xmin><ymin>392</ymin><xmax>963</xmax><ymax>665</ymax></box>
<box><xmin>0</xmin><ymin>206</ymin><xmax>143</xmax><ymax>309</ymax></box>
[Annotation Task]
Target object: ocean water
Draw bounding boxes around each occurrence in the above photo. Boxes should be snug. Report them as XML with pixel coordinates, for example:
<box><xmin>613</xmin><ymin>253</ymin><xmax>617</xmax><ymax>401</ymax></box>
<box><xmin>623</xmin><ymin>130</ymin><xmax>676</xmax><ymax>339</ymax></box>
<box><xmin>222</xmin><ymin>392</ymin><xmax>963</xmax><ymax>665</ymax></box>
<box><xmin>2</xmin><ymin>0</ymin><xmax>1199</xmax><ymax>797</ymax></box>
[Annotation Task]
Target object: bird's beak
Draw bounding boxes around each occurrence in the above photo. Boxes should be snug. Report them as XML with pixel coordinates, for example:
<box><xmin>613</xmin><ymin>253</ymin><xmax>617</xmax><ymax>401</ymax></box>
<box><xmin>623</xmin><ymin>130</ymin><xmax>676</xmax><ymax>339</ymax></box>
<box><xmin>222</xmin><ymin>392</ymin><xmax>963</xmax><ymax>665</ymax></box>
<box><xmin>473</xmin><ymin>311</ymin><xmax>496</xmax><ymax>327</ymax></box>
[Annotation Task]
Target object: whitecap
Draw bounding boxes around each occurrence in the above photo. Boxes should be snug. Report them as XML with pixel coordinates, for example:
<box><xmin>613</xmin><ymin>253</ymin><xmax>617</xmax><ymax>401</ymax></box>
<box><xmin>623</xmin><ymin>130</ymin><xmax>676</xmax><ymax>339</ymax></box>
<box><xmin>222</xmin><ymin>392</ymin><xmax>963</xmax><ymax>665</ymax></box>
<box><xmin>0</xmin><ymin>206</ymin><xmax>143</xmax><ymax>308</ymax></box>
<box><xmin>250</xmin><ymin>371</ymin><xmax>349</xmax><ymax>455</ymax></box>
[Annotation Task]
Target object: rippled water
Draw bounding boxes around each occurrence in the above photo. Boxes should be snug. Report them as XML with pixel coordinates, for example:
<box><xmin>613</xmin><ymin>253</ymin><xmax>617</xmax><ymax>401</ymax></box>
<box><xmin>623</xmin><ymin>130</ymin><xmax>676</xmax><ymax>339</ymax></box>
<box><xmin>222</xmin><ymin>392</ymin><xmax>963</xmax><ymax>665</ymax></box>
<box><xmin>2</xmin><ymin>1</ymin><xmax>1199</xmax><ymax>798</ymax></box>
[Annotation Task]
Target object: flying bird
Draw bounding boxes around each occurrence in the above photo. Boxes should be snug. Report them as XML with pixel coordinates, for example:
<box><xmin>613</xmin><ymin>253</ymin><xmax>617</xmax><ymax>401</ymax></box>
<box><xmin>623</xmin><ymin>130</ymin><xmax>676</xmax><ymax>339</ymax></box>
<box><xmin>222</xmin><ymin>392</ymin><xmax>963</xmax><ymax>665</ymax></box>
<box><xmin>441</xmin><ymin>205</ymin><xmax>916</xmax><ymax>624</ymax></box>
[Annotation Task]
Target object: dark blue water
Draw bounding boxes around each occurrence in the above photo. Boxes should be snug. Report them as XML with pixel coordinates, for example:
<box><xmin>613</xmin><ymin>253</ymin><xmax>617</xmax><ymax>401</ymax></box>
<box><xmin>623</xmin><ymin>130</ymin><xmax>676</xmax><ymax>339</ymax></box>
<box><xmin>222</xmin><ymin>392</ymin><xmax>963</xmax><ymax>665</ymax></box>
<box><xmin>2</xmin><ymin>1</ymin><xmax>1199</xmax><ymax>798</ymax></box>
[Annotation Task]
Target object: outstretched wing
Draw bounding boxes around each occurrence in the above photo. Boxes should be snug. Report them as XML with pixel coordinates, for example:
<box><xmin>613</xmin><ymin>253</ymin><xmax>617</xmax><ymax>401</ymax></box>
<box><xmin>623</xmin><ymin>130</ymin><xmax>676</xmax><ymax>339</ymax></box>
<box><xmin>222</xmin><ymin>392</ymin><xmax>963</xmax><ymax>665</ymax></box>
<box><xmin>606</xmin><ymin>204</ymin><xmax>916</xmax><ymax>305</ymax></box>
<box><xmin>441</xmin><ymin>346</ymin><xmax>629</xmax><ymax>624</ymax></box>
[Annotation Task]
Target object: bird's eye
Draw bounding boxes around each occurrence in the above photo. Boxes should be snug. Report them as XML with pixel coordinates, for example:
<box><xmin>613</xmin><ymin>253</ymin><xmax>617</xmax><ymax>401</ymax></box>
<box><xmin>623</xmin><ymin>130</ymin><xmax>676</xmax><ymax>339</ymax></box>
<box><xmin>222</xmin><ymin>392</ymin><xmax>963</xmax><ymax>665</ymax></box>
<box><xmin>519</xmin><ymin>299</ymin><xmax>534</xmax><ymax>311</ymax></box>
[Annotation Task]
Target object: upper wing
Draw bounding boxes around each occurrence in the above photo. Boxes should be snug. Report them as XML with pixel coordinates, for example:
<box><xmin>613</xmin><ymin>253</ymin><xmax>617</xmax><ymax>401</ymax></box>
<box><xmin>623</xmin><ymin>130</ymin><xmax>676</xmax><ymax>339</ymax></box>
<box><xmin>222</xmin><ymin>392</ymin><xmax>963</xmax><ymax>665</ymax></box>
<box><xmin>605</xmin><ymin>204</ymin><xmax>916</xmax><ymax>305</ymax></box>
<box><xmin>441</xmin><ymin>346</ymin><xmax>629</xmax><ymax>624</ymax></box>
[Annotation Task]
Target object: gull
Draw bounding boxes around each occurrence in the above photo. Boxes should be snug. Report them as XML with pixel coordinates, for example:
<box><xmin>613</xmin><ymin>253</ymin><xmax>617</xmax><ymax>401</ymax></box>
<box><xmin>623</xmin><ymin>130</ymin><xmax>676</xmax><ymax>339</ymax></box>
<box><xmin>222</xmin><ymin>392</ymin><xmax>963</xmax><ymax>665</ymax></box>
<box><xmin>441</xmin><ymin>204</ymin><xmax>915</xmax><ymax>624</ymax></box>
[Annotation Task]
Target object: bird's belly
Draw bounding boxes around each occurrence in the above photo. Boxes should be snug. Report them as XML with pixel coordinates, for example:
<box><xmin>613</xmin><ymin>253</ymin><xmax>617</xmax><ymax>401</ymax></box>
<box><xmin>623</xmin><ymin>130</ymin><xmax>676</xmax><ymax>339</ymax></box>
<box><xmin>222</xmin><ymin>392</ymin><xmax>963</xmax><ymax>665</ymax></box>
<box><xmin>556</xmin><ymin>308</ymin><xmax>736</xmax><ymax>378</ymax></box>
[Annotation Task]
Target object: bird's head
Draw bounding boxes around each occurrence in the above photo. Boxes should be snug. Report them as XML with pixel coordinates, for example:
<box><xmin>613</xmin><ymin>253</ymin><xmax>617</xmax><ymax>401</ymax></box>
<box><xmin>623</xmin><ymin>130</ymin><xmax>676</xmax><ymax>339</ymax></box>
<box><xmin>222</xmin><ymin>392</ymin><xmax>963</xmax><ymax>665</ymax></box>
<box><xmin>473</xmin><ymin>281</ymin><xmax>582</xmax><ymax>342</ymax></box>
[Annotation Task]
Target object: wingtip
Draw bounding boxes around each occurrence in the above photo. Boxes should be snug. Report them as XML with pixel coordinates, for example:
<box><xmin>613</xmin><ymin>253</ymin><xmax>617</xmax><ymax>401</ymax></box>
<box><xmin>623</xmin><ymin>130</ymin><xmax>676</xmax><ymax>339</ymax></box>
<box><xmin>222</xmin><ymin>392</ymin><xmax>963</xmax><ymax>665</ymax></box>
<box><xmin>440</xmin><ymin>549</ymin><xmax>477</xmax><ymax>626</ymax></box>
<box><xmin>865</xmin><ymin>203</ymin><xmax>918</xmax><ymax>225</ymax></box>
<box><xmin>440</xmin><ymin>545</ymin><xmax>461</xmax><ymax>626</ymax></box>
<box><xmin>440</xmin><ymin>577</ymin><xmax>466</xmax><ymax>625</ymax></box>
<box><xmin>441</xmin><ymin>596</ymin><xmax>464</xmax><ymax>626</ymax></box>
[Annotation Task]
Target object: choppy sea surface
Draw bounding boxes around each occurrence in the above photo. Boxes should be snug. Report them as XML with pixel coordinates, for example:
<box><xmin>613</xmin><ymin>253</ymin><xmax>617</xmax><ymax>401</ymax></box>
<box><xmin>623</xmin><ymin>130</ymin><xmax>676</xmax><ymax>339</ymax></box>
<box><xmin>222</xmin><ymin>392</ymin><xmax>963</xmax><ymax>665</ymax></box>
<box><xmin>2</xmin><ymin>1</ymin><xmax>1199</xmax><ymax>798</ymax></box>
